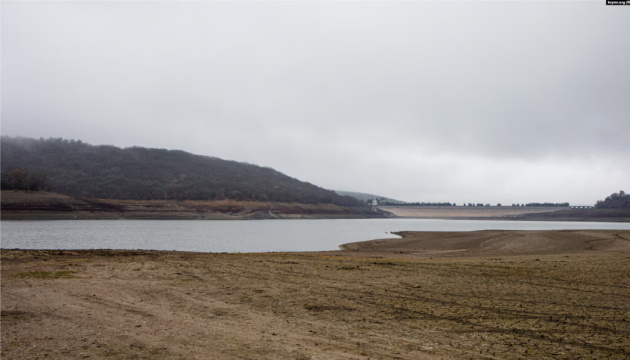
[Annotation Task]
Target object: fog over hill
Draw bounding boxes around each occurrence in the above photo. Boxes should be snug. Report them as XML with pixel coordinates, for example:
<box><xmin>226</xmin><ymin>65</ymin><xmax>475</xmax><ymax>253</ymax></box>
<box><xmin>335</xmin><ymin>190</ymin><xmax>404</xmax><ymax>204</ymax></box>
<box><xmin>0</xmin><ymin>137</ymin><xmax>360</xmax><ymax>205</ymax></box>
<box><xmin>2</xmin><ymin>2</ymin><xmax>628</xmax><ymax>205</ymax></box>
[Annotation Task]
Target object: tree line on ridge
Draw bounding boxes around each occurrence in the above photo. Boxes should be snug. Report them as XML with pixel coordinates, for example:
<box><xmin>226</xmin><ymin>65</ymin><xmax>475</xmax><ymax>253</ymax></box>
<box><xmin>0</xmin><ymin>136</ymin><xmax>361</xmax><ymax>205</ymax></box>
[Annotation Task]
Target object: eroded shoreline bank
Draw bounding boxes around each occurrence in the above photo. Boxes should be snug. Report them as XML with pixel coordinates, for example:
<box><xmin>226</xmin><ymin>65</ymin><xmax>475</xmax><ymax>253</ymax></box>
<box><xmin>0</xmin><ymin>190</ymin><xmax>390</xmax><ymax>220</ymax></box>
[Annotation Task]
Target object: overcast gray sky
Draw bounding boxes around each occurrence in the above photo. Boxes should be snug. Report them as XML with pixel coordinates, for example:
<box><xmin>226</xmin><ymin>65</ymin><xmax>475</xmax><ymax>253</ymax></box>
<box><xmin>2</xmin><ymin>1</ymin><xmax>629</xmax><ymax>205</ymax></box>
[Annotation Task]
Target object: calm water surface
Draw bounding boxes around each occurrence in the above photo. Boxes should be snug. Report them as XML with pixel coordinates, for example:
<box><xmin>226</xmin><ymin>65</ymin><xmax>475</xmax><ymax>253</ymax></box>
<box><xmin>2</xmin><ymin>219</ymin><xmax>630</xmax><ymax>253</ymax></box>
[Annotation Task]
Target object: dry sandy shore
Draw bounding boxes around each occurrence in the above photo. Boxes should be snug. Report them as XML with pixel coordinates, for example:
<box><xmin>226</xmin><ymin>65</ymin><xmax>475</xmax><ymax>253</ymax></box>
<box><xmin>378</xmin><ymin>206</ymin><xmax>567</xmax><ymax>219</ymax></box>
<box><xmin>2</xmin><ymin>230</ymin><xmax>630</xmax><ymax>359</ymax></box>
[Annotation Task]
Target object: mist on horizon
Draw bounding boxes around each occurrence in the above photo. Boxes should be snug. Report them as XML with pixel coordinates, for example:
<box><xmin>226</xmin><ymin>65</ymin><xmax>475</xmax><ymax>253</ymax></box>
<box><xmin>2</xmin><ymin>2</ymin><xmax>628</xmax><ymax>205</ymax></box>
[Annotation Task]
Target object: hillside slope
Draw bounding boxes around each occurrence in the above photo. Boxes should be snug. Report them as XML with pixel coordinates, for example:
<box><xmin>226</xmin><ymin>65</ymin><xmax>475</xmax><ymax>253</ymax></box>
<box><xmin>1</xmin><ymin>137</ymin><xmax>359</xmax><ymax>205</ymax></box>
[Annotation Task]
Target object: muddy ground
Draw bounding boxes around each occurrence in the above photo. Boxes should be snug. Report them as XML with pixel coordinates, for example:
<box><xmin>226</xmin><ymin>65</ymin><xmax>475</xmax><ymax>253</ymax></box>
<box><xmin>2</xmin><ymin>230</ymin><xmax>630</xmax><ymax>359</ymax></box>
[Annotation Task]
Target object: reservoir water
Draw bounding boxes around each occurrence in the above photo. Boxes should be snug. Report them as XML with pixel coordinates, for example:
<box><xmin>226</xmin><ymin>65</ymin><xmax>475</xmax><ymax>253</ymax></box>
<box><xmin>2</xmin><ymin>219</ymin><xmax>630</xmax><ymax>253</ymax></box>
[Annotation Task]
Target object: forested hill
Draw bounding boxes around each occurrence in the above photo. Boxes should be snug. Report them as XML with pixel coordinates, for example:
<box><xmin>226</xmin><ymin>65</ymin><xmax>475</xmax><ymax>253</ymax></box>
<box><xmin>596</xmin><ymin>191</ymin><xmax>630</xmax><ymax>209</ymax></box>
<box><xmin>1</xmin><ymin>137</ymin><xmax>360</xmax><ymax>205</ymax></box>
